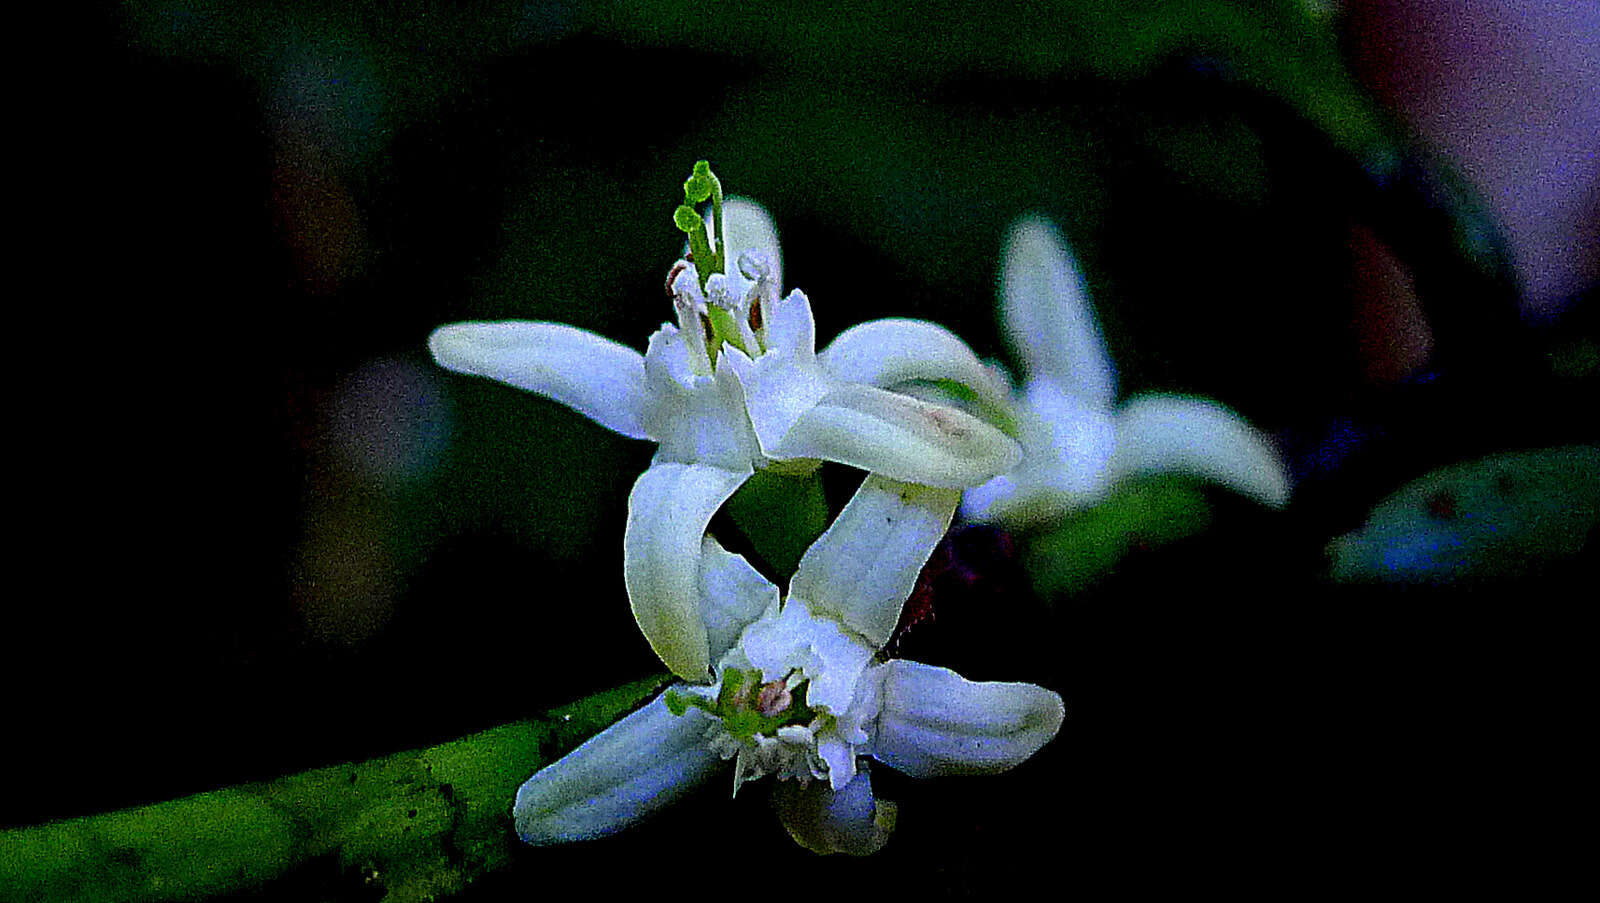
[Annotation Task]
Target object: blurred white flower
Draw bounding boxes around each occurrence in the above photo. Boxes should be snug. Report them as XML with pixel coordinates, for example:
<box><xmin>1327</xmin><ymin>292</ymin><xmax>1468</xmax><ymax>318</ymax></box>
<box><xmin>962</xmin><ymin>216</ymin><xmax>1290</xmax><ymax>528</ymax></box>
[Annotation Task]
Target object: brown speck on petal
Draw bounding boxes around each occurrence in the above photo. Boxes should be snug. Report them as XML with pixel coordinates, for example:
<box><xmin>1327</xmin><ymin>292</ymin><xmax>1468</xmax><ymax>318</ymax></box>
<box><xmin>924</xmin><ymin>405</ymin><xmax>973</xmax><ymax>439</ymax></box>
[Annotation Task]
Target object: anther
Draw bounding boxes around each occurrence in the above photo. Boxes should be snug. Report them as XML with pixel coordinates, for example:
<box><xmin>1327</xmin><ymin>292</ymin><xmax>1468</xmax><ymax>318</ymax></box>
<box><xmin>754</xmin><ymin>680</ymin><xmax>792</xmax><ymax>717</ymax></box>
<box><xmin>665</xmin><ymin>259</ymin><xmax>690</xmax><ymax>296</ymax></box>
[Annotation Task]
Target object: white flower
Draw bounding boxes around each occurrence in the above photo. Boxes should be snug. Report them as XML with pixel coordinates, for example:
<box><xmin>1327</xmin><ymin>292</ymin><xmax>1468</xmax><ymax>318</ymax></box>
<box><xmin>430</xmin><ymin>198</ymin><xmax>1019</xmax><ymax>681</ymax></box>
<box><xmin>512</xmin><ymin>475</ymin><xmax>1065</xmax><ymax>855</ymax></box>
<box><xmin>961</xmin><ymin>216</ymin><xmax>1290</xmax><ymax>527</ymax></box>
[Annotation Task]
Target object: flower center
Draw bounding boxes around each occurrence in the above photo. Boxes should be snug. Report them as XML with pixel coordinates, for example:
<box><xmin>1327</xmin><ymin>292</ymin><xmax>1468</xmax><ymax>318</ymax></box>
<box><xmin>664</xmin><ymin>666</ymin><xmax>823</xmax><ymax>743</ymax></box>
<box><xmin>666</xmin><ymin>599</ymin><xmax>879</xmax><ymax>792</ymax></box>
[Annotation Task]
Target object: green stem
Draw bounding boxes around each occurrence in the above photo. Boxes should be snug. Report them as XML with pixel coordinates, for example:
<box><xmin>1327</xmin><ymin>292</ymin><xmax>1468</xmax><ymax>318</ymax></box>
<box><xmin>725</xmin><ymin>467</ymin><xmax>830</xmax><ymax>576</ymax></box>
<box><xmin>0</xmin><ymin>675</ymin><xmax>669</xmax><ymax>903</ymax></box>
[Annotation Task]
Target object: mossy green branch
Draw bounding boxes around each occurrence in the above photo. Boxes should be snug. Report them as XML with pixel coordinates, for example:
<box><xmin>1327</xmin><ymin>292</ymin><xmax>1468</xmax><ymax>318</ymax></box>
<box><xmin>0</xmin><ymin>675</ymin><xmax>670</xmax><ymax>903</ymax></box>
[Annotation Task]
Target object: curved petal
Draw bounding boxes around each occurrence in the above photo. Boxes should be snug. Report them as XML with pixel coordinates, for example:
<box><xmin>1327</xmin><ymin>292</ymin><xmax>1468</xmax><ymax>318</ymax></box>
<box><xmin>1001</xmin><ymin>217</ymin><xmax>1116</xmax><ymax>408</ymax></box>
<box><xmin>772</xmin><ymin>383</ymin><xmax>1021</xmax><ymax>489</ymax></box>
<box><xmin>698</xmin><ymin>536</ymin><xmax>780</xmax><ymax>661</ymax></box>
<box><xmin>625</xmin><ymin>462</ymin><xmax>753</xmax><ymax>680</ymax></box>
<box><xmin>429</xmin><ymin>321</ymin><xmax>649</xmax><ymax>440</ymax></box>
<box><xmin>790</xmin><ymin>475</ymin><xmax>959</xmax><ymax>648</ymax></box>
<box><xmin>1108</xmin><ymin>393</ymin><xmax>1290</xmax><ymax>507</ymax></box>
<box><xmin>759</xmin><ymin>287</ymin><xmax>815</xmax><ymax>359</ymax></box>
<box><xmin>721</xmin><ymin>344</ymin><xmax>833</xmax><ymax>456</ymax></box>
<box><xmin>643</xmin><ymin>327</ymin><xmax>762</xmax><ymax>472</ymax></box>
<box><xmin>772</xmin><ymin>763</ymin><xmax>897</xmax><ymax>856</ymax></box>
<box><xmin>514</xmin><ymin>693</ymin><xmax>723</xmax><ymax>844</ymax></box>
<box><xmin>818</xmin><ymin>317</ymin><xmax>1011</xmax><ymax>409</ymax></box>
<box><xmin>871</xmin><ymin>660</ymin><xmax>1064</xmax><ymax>777</ymax></box>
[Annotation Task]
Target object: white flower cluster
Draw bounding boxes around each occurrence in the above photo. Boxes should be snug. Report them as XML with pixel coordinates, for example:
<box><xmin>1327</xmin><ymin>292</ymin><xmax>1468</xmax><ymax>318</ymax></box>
<box><xmin>428</xmin><ymin>173</ymin><xmax>1282</xmax><ymax>855</ymax></box>
<box><xmin>430</xmin><ymin>187</ymin><xmax>1060</xmax><ymax>854</ymax></box>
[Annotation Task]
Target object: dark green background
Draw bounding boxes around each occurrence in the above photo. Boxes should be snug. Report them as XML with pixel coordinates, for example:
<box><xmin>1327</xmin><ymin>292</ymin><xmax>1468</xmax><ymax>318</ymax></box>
<box><xmin>15</xmin><ymin>3</ymin><xmax>1592</xmax><ymax>898</ymax></box>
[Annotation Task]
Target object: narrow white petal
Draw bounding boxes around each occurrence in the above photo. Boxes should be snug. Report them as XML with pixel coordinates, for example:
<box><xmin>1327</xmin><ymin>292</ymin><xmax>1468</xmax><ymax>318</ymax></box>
<box><xmin>818</xmin><ymin>317</ymin><xmax>1011</xmax><ymax>408</ymax></box>
<box><xmin>772</xmin><ymin>383</ymin><xmax>1021</xmax><ymax>489</ymax></box>
<box><xmin>772</xmin><ymin>763</ymin><xmax>896</xmax><ymax>856</ymax></box>
<box><xmin>428</xmin><ymin>321</ymin><xmax>649</xmax><ymax>439</ymax></box>
<box><xmin>721</xmin><ymin>343</ymin><xmax>833</xmax><ymax>456</ymax></box>
<box><xmin>871</xmin><ymin>660</ymin><xmax>1064</xmax><ymax>777</ymax></box>
<box><xmin>1109</xmin><ymin>393</ymin><xmax>1290</xmax><ymax>507</ymax></box>
<box><xmin>760</xmin><ymin>288</ymin><xmax>816</xmax><ymax>359</ymax></box>
<box><xmin>514</xmin><ymin>693</ymin><xmax>723</xmax><ymax>844</ymax></box>
<box><xmin>698</xmin><ymin>536</ymin><xmax>780</xmax><ymax>662</ymax></box>
<box><xmin>1001</xmin><ymin>217</ymin><xmax>1117</xmax><ymax>408</ymax></box>
<box><xmin>625</xmin><ymin>462</ymin><xmax>752</xmax><ymax>680</ymax></box>
<box><xmin>790</xmin><ymin>475</ymin><xmax>959</xmax><ymax>648</ymax></box>
<box><xmin>643</xmin><ymin>331</ymin><xmax>762</xmax><ymax>472</ymax></box>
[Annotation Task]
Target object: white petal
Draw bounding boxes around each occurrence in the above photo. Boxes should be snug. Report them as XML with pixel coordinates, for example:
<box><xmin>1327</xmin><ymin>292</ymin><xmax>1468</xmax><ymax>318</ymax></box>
<box><xmin>871</xmin><ymin>660</ymin><xmax>1064</xmax><ymax>777</ymax></box>
<box><xmin>817</xmin><ymin>665</ymin><xmax>882</xmax><ymax>790</ymax></box>
<box><xmin>720</xmin><ymin>343</ymin><xmax>833</xmax><ymax>456</ymax></box>
<box><xmin>514</xmin><ymin>693</ymin><xmax>723</xmax><ymax>844</ymax></box>
<box><xmin>817</xmin><ymin>734</ymin><xmax>858</xmax><ymax>790</ymax></box>
<box><xmin>772</xmin><ymin>763</ymin><xmax>896</xmax><ymax>856</ymax></box>
<box><xmin>643</xmin><ymin>328</ymin><xmax>762</xmax><ymax>472</ymax></box>
<box><xmin>790</xmin><ymin>475</ymin><xmax>959</xmax><ymax>648</ymax></box>
<box><xmin>698</xmin><ymin>536</ymin><xmax>780</xmax><ymax>662</ymax></box>
<box><xmin>429</xmin><ymin>321</ymin><xmax>649</xmax><ymax>439</ymax></box>
<box><xmin>760</xmin><ymin>288</ymin><xmax>815</xmax><ymax>359</ymax></box>
<box><xmin>625</xmin><ymin>462</ymin><xmax>752</xmax><ymax>680</ymax></box>
<box><xmin>818</xmin><ymin>317</ymin><xmax>1011</xmax><ymax>408</ymax></box>
<box><xmin>1001</xmin><ymin>216</ymin><xmax>1117</xmax><ymax>408</ymax></box>
<box><xmin>772</xmin><ymin>383</ymin><xmax>1022</xmax><ymax>489</ymax></box>
<box><xmin>1108</xmin><ymin>393</ymin><xmax>1290</xmax><ymax>507</ymax></box>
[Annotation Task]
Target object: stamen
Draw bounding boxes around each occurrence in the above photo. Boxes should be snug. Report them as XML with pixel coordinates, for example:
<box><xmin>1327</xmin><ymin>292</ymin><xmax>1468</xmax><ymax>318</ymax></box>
<box><xmin>671</xmin><ymin>291</ymin><xmax>713</xmax><ymax>376</ymax></box>
<box><xmin>736</xmin><ymin>251</ymin><xmax>776</xmax><ymax>352</ymax></box>
<box><xmin>701</xmin><ymin>274</ymin><xmax>752</xmax><ymax>357</ymax></box>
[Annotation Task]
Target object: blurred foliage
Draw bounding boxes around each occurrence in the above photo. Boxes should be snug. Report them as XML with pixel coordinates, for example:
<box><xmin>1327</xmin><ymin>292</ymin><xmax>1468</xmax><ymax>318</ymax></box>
<box><xmin>119</xmin><ymin>0</ymin><xmax>1401</xmax><ymax>313</ymax></box>
<box><xmin>123</xmin><ymin>1</ymin><xmax>1385</xmax><ymax>150</ymax></box>
<box><xmin>1023</xmin><ymin>475</ymin><xmax>1215</xmax><ymax>598</ymax></box>
<box><xmin>1328</xmin><ymin>445</ymin><xmax>1600</xmax><ymax>583</ymax></box>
